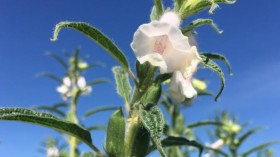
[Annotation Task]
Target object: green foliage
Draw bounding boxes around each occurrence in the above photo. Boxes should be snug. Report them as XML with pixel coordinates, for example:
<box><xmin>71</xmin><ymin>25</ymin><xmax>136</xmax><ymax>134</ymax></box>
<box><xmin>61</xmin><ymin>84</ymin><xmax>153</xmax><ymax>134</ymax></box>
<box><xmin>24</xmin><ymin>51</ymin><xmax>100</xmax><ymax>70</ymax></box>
<box><xmin>136</xmin><ymin>61</ymin><xmax>156</xmax><ymax>89</ymax></box>
<box><xmin>105</xmin><ymin>108</ymin><xmax>126</xmax><ymax>157</ymax></box>
<box><xmin>0</xmin><ymin>108</ymin><xmax>93</xmax><ymax>147</ymax></box>
<box><xmin>241</xmin><ymin>142</ymin><xmax>279</xmax><ymax>157</ymax></box>
<box><xmin>182</xmin><ymin>18</ymin><xmax>223</xmax><ymax>35</ymax></box>
<box><xmin>36</xmin><ymin>72</ymin><xmax>63</xmax><ymax>84</ymax></box>
<box><xmin>153</xmin><ymin>0</ymin><xmax>164</xmax><ymax>20</ymax></box>
<box><xmin>201</xmin><ymin>53</ymin><xmax>232</xmax><ymax>75</ymax></box>
<box><xmin>33</xmin><ymin>105</ymin><xmax>66</xmax><ymax>117</ymax></box>
<box><xmin>200</xmin><ymin>54</ymin><xmax>225</xmax><ymax>101</ymax></box>
<box><xmin>148</xmin><ymin>136</ymin><xmax>203</xmax><ymax>157</ymax></box>
<box><xmin>187</xmin><ymin>121</ymin><xmax>223</xmax><ymax>129</ymax></box>
<box><xmin>86</xmin><ymin>78</ymin><xmax>110</xmax><ymax>86</ymax></box>
<box><xmin>51</xmin><ymin>22</ymin><xmax>130</xmax><ymax>71</ymax></box>
<box><xmin>139</xmin><ymin>104</ymin><xmax>166</xmax><ymax>157</ymax></box>
<box><xmin>179</xmin><ymin>0</ymin><xmax>236</xmax><ymax>19</ymax></box>
<box><xmin>83</xmin><ymin>106</ymin><xmax>119</xmax><ymax>119</ymax></box>
<box><xmin>87</xmin><ymin>125</ymin><xmax>106</xmax><ymax>131</ymax></box>
<box><xmin>112</xmin><ymin>66</ymin><xmax>132</xmax><ymax>109</ymax></box>
<box><xmin>45</xmin><ymin>51</ymin><xmax>68</xmax><ymax>69</ymax></box>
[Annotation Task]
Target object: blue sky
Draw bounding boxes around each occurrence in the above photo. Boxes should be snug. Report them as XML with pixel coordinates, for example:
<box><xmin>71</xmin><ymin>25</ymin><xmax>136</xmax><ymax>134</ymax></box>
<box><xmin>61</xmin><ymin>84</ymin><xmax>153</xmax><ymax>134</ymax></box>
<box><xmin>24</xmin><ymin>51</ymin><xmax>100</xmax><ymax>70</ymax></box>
<box><xmin>0</xmin><ymin>0</ymin><xmax>280</xmax><ymax>156</ymax></box>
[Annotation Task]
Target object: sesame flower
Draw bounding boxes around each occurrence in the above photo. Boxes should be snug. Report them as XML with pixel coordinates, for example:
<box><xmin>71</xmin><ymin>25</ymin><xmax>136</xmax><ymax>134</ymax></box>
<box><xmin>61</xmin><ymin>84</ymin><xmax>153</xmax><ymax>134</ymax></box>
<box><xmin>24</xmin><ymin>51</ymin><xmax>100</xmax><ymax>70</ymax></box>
<box><xmin>131</xmin><ymin>12</ymin><xmax>198</xmax><ymax>74</ymax></box>
<box><xmin>56</xmin><ymin>76</ymin><xmax>92</xmax><ymax>100</ymax></box>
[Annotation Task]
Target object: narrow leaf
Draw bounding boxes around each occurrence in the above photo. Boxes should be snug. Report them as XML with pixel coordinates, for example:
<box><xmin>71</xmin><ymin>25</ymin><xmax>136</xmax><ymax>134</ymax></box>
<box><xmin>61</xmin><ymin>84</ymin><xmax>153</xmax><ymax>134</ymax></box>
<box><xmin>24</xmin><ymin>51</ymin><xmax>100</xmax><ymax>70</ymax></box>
<box><xmin>51</xmin><ymin>22</ymin><xmax>130</xmax><ymax>71</ymax></box>
<box><xmin>237</xmin><ymin>127</ymin><xmax>263</xmax><ymax>147</ymax></box>
<box><xmin>112</xmin><ymin>66</ymin><xmax>132</xmax><ymax>107</ymax></box>
<box><xmin>45</xmin><ymin>51</ymin><xmax>68</xmax><ymax>69</ymax></box>
<box><xmin>187</xmin><ymin>121</ymin><xmax>223</xmax><ymax>128</ymax></box>
<box><xmin>200</xmin><ymin>55</ymin><xmax>225</xmax><ymax>101</ymax></box>
<box><xmin>87</xmin><ymin>125</ymin><xmax>106</xmax><ymax>131</ymax></box>
<box><xmin>83</xmin><ymin>106</ymin><xmax>119</xmax><ymax>119</ymax></box>
<box><xmin>147</xmin><ymin>136</ymin><xmax>203</xmax><ymax>157</ymax></box>
<box><xmin>241</xmin><ymin>142</ymin><xmax>279</xmax><ymax>157</ymax></box>
<box><xmin>36</xmin><ymin>72</ymin><xmax>63</xmax><ymax>84</ymax></box>
<box><xmin>182</xmin><ymin>18</ymin><xmax>223</xmax><ymax>35</ymax></box>
<box><xmin>0</xmin><ymin>108</ymin><xmax>92</xmax><ymax>146</ymax></box>
<box><xmin>86</xmin><ymin>78</ymin><xmax>110</xmax><ymax>86</ymax></box>
<box><xmin>201</xmin><ymin>53</ymin><xmax>232</xmax><ymax>75</ymax></box>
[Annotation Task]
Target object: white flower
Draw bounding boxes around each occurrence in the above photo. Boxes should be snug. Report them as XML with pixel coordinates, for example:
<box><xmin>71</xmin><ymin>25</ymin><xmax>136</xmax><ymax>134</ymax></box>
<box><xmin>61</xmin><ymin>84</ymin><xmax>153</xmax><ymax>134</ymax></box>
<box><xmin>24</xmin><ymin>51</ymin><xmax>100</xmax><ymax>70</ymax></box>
<box><xmin>203</xmin><ymin>139</ymin><xmax>224</xmax><ymax>157</ymax></box>
<box><xmin>167</xmin><ymin>71</ymin><xmax>197</xmax><ymax>102</ymax></box>
<box><xmin>56</xmin><ymin>76</ymin><xmax>92</xmax><ymax>100</ymax></box>
<box><xmin>131</xmin><ymin>12</ymin><xmax>198</xmax><ymax>74</ymax></box>
<box><xmin>47</xmin><ymin>147</ymin><xmax>59</xmax><ymax>157</ymax></box>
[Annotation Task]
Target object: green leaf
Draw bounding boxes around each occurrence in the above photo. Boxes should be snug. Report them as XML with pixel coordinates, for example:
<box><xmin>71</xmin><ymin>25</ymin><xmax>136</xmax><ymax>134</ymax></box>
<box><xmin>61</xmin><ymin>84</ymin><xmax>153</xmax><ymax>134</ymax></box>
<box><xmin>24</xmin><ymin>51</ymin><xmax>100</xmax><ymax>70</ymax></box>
<box><xmin>147</xmin><ymin>136</ymin><xmax>203</xmax><ymax>157</ymax></box>
<box><xmin>83</xmin><ymin>106</ymin><xmax>119</xmax><ymax>119</ymax></box>
<box><xmin>45</xmin><ymin>51</ymin><xmax>68</xmax><ymax>69</ymax></box>
<box><xmin>36</xmin><ymin>72</ymin><xmax>63</xmax><ymax>84</ymax></box>
<box><xmin>87</xmin><ymin>125</ymin><xmax>106</xmax><ymax>131</ymax></box>
<box><xmin>155</xmin><ymin>73</ymin><xmax>172</xmax><ymax>84</ymax></box>
<box><xmin>105</xmin><ymin>108</ymin><xmax>126</xmax><ymax>157</ymax></box>
<box><xmin>33</xmin><ymin>105</ymin><xmax>65</xmax><ymax>117</ymax></box>
<box><xmin>136</xmin><ymin>61</ymin><xmax>156</xmax><ymax>88</ymax></box>
<box><xmin>241</xmin><ymin>142</ymin><xmax>279</xmax><ymax>157</ymax></box>
<box><xmin>174</xmin><ymin>0</ymin><xmax>184</xmax><ymax>11</ymax></box>
<box><xmin>139</xmin><ymin>104</ymin><xmax>166</xmax><ymax>157</ymax></box>
<box><xmin>179</xmin><ymin>0</ymin><xmax>236</xmax><ymax>19</ymax></box>
<box><xmin>153</xmin><ymin>0</ymin><xmax>164</xmax><ymax>20</ymax></box>
<box><xmin>187</xmin><ymin>121</ymin><xmax>223</xmax><ymax>128</ymax></box>
<box><xmin>237</xmin><ymin>127</ymin><xmax>263</xmax><ymax>148</ymax></box>
<box><xmin>51</xmin><ymin>22</ymin><xmax>130</xmax><ymax>71</ymax></box>
<box><xmin>201</xmin><ymin>53</ymin><xmax>232</xmax><ymax>75</ymax></box>
<box><xmin>200</xmin><ymin>55</ymin><xmax>225</xmax><ymax>101</ymax></box>
<box><xmin>86</xmin><ymin>78</ymin><xmax>110</xmax><ymax>86</ymax></box>
<box><xmin>112</xmin><ymin>66</ymin><xmax>132</xmax><ymax>107</ymax></box>
<box><xmin>0</xmin><ymin>108</ymin><xmax>92</xmax><ymax>147</ymax></box>
<box><xmin>197</xmin><ymin>90</ymin><xmax>215</xmax><ymax>97</ymax></box>
<box><xmin>182</xmin><ymin>18</ymin><xmax>223</xmax><ymax>34</ymax></box>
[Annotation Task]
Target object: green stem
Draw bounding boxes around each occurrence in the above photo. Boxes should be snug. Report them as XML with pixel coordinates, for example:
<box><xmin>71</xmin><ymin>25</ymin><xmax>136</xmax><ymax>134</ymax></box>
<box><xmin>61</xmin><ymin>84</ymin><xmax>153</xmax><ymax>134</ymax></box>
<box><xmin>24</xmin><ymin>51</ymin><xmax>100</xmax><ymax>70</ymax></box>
<box><xmin>69</xmin><ymin>89</ymin><xmax>79</xmax><ymax>157</ymax></box>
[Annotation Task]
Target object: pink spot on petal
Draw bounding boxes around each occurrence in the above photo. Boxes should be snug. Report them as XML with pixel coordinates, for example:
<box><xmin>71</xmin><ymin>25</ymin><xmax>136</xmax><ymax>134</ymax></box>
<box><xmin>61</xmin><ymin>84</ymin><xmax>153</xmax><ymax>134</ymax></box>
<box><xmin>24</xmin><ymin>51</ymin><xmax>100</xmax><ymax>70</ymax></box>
<box><xmin>153</xmin><ymin>35</ymin><xmax>168</xmax><ymax>55</ymax></box>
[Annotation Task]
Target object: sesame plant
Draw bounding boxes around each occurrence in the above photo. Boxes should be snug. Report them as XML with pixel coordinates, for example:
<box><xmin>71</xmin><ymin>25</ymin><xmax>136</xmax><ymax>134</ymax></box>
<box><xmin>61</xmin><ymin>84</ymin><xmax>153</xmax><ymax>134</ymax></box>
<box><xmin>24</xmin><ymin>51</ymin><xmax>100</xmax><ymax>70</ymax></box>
<box><xmin>0</xmin><ymin>0</ymin><xmax>240</xmax><ymax>157</ymax></box>
<box><xmin>202</xmin><ymin>112</ymin><xmax>278</xmax><ymax>157</ymax></box>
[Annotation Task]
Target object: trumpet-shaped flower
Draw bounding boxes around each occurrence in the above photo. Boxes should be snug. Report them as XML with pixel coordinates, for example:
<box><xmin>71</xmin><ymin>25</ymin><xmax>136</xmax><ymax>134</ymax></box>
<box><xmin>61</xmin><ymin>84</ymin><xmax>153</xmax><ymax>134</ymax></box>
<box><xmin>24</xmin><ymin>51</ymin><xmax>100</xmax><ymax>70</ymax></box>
<box><xmin>56</xmin><ymin>76</ymin><xmax>92</xmax><ymax>100</ymax></box>
<box><xmin>131</xmin><ymin>12</ymin><xmax>198</xmax><ymax>74</ymax></box>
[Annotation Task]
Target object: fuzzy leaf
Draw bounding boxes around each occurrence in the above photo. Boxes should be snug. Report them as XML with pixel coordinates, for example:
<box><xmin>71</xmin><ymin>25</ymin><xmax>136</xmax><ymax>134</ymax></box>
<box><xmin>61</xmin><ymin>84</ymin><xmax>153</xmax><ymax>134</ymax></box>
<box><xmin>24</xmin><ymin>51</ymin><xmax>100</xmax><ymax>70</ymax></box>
<box><xmin>105</xmin><ymin>108</ymin><xmax>126</xmax><ymax>157</ymax></box>
<box><xmin>147</xmin><ymin>136</ymin><xmax>203</xmax><ymax>157</ymax></box>
<box><xmin>45</xmin><ymin>51</ymin><xmax>68</xmax><ymax>69</ymax></box>
<box><xmin>201</xmin><ymin>53</ymin><xmax>232</xmax><ymax>75</ymax></box>
<box><xmin>112</xmin><ymin>66</ymin><xmax>131</xmax><ymax>106</ymax></box>
<box><xmin>179</xmin><ymin>0</ymin><xmax>236</xmax><ymax>19</ymax></box>
<box><xmin>51</xmin><ymin>22</ymin><xmax>130</xmax><ymax>71</ymax></box>
<box><xmin>139</xmin><ymin>104</ymin><xmax>166</xmax><ymax>157</ymax></box>
<box><xmin>182</xmin><ymin>18</ymin><xmax>223</xmax><ymax>34</ymax></box>
<box><xmin>200</xmin><ymin>55</ymin><xmax>225</xmax><ymax>101</ymax></box>
<box><xmin>33</xmin><ymin>105</ymin><xmax>65</xmax><ymax>117</ymax></box>
<box><xmin>153</xmin><ymin>0</ymin><xmax>164</xmax><ymax>20</ymax></box>
<box><xmin>0</xmin><ymin>108</ymin><xmax>92</xmax><ymax>146</ymax></box>
<box><xmin>83</xmin><ymin>106</ymin><xmax>119</xmax><ymax>119</ymax></box>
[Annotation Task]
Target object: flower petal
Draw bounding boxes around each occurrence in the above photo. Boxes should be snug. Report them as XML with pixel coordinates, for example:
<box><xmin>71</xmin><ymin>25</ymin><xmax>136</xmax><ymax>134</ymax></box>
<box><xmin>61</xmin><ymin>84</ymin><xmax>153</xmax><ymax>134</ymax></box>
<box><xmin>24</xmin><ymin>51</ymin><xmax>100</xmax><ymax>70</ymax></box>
<box><xmin>77</xmin><ymin>76</ymin><xmax>87</xmax><ymax>88</ymax></box>
<box><xmin>63</xmin><ymin>77</ymin><xmax>71</xmax><ymax>87</ymax></box>
<box><xmin>56</xmin><ymin>85</ymin><xmax>69</xmax><ymax>95</ymax></box>
<box><xmin>168</xmin><ymin>71</ymin><xmax>197</xmax><ymax>102</ymax></box>
<box><xmin>137</xmin><ymin>53</ymin><xmax>167</xmax><ymax>73</ymax></box>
